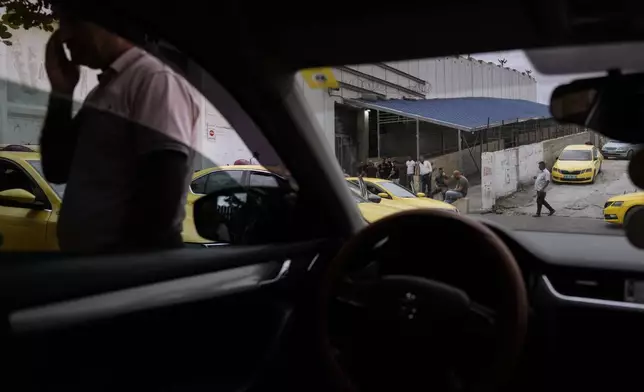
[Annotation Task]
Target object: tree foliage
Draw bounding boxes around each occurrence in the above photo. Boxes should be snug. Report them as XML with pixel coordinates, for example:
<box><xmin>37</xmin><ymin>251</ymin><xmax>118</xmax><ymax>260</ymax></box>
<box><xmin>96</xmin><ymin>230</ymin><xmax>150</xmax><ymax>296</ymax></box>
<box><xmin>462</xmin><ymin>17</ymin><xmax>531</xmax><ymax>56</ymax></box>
<box><xmin>0</xmin><ymin>0</ymin><xmax>55</xmax><ymax>46</ymax></box>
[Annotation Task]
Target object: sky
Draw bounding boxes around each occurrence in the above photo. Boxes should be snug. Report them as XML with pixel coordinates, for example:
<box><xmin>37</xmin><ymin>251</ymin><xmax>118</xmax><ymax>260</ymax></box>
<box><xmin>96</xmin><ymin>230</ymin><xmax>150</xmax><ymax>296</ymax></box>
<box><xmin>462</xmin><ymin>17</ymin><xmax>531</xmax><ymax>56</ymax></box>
<box><xmin>472</xmin><ymin>50</ymin><xmax>581</xmax><ymax>104</ymax></box>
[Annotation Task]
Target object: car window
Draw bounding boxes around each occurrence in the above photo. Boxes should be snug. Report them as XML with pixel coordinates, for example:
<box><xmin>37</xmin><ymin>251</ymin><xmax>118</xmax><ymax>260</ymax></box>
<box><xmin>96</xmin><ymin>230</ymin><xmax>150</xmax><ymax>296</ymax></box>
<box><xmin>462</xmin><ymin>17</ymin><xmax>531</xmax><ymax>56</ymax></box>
<box><xmin>190</xmin><ymin>174</ymin><xmax>208</xmax><ymax>194</ymax></box>
<box><xmin>26</xmin><ymin>160</ymin><xmax>66</xmax><ymax>197</ymax></box>
<box><xmin>378</xmin><ymin>182</ymin><xmax>416</xmax><ymax>198</ymax></box>
<box><xmin>0</xmin><ymin>10</ymin><xmax>310</xmax><ymax>252</ymax></box>
<box><xmin>559</xmin><ymin>150</ymin><xmax>593</xmax><ymax>161</ymax></box>
<box><xmin>249</xmin><ymin>172</ymin><xmax>280</xmax><ymax>188</ymax></box>
<box><xmin>205</xmin><ymin>171</ymin><xmax>245</xmax><ymax>194</ymax></box>
<box><xmin>365</xmin><ymin>183</ymin><xmax>382</xmax><ymax>196</ymax></box>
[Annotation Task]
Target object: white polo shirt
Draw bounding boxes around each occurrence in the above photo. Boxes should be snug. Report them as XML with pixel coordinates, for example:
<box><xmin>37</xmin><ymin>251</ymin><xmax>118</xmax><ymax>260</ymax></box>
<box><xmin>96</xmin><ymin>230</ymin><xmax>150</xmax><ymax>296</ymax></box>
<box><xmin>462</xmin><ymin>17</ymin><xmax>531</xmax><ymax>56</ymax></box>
<box><xmin>58</xmin><ymin>47</ymin><xmax>200</xmax><ymax>252</ymax></box>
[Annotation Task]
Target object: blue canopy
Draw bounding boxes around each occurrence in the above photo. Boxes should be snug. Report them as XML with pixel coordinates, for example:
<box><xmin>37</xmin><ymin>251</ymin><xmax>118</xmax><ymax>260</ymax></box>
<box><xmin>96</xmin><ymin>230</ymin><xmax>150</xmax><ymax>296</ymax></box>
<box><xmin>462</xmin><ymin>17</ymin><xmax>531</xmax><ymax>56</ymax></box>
<box><xmin>352</xmin><ymin>97</ymin><xmax>551</xmax><ymax>131</ymax></box>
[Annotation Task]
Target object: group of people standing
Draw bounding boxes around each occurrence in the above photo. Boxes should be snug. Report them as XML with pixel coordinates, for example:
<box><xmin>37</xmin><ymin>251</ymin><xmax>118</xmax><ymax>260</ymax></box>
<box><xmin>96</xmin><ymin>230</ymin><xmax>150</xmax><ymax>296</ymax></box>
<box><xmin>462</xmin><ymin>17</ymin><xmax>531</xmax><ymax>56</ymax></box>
<box><xmin>357</xmin><ymin>158</ymin><xmax>401</xmax><ymax>183</ymax></box>
<box><xmin>358</xmin><ymin>155</ymin><xmax>468</xmax><ymax>204</ymax></box>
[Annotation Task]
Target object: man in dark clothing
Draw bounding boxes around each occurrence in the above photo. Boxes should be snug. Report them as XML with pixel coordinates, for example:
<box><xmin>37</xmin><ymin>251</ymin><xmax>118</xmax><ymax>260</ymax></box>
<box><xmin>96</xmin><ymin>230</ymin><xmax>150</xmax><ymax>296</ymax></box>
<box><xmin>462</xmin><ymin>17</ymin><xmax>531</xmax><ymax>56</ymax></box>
<box><xmin>365</xmin><ymin>162</ymin><xmax>378</xmax><ymax>177</ymax></box>
<box><xmin>389</xmin><ymin>160</ymin><xmax>400</xmax><ymax>184</ymax></box>
<box><xmin>378</xmin><ymin>157</ymin><xmax>391</xmax><ymax>179</ymax></box>
<box><xmin>432</xmin><ymin>167</ymin><xmax>448</xmax><ymax>199</ymax></box>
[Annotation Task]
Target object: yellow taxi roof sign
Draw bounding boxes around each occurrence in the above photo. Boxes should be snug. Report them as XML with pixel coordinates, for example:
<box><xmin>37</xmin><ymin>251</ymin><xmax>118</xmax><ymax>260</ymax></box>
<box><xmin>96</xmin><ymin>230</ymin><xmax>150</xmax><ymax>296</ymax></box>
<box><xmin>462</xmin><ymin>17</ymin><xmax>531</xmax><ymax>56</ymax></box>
<box><xmin>300</xmin><ymin>68</ymin><xmax>338</xmax><ymax>89</ymax></box>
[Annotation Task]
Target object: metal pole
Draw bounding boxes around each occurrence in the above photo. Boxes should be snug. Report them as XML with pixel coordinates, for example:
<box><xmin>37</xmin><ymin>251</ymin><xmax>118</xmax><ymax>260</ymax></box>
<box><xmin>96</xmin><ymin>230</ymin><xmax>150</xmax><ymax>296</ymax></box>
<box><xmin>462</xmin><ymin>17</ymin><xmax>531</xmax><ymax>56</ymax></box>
<box><xmin>416</xmin><ymin>118</ymin><xmax>420</xmax><ymax>160</ymax></box>
<box><xmin>457</xmin><ymin>129</ymin><xmax>462</xmax><ymax>151</ymax></box>
<box><xmin>376</xmin><ymin>110</ymin><xmax>380</xmax><ymax>158</ymax></box>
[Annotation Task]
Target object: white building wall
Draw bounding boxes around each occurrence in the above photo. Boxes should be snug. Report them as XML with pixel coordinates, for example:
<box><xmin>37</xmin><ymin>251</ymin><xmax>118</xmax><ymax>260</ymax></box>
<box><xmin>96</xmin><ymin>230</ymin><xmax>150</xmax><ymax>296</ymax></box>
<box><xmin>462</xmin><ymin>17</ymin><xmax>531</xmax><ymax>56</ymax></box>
<box><xmin>300</xmin><ymin>57</ymin><xmax>538</xmax><ymax>152</ymax></box>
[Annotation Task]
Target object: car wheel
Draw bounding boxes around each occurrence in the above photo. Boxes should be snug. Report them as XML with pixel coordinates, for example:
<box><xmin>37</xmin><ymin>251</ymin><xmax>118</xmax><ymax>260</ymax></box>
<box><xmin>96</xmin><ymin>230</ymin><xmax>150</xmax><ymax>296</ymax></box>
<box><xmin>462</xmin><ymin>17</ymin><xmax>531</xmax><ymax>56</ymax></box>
<box><xmin>625</xmin><ymin>206</ymin><xmax>644</xmax><ymax>226</ymax></box>
<box><xmin>627</xmin><ymin>150</ymin><xmax>634</xmax><ymax>160</ymax></box>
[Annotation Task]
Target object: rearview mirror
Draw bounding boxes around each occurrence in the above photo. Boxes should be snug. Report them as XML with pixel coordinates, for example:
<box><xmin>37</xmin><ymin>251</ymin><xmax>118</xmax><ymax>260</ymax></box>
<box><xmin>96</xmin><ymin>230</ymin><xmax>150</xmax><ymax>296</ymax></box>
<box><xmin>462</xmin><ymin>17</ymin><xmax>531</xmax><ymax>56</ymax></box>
<box><xmin>193</xmin><ymin>186</ymin><xmax>298</xmax><ymax>245</ymax></box>
<box><xmin>367</xmin><ymin>193</ymin><xmax>382</xmax><ymax>203</ymax></box>
<box><xmin>377</xmin><ymin>192</ymin><xmax>391</xmax><ymax>199</ymax></box>
<box><xmin>416</xmin><ymin>192</ymin><xmax>426</xmax><ymax>198</ymax></box>
<box><xmin>0</xmin><ymin>189</ymin><xmax>36</xmax><ymax>204</ymax></box>
<box><xmin>550</xmin><ymin>72</ymin><xmax>644</xmax><ymax>143</ymax></box>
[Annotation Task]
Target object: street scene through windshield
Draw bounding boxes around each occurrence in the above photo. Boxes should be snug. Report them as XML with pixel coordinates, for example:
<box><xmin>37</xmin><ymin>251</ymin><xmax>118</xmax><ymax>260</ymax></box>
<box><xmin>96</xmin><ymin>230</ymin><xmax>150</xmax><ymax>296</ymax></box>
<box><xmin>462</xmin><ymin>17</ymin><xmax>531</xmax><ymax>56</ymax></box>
<box><xmin>299</xmin><ymin>52</ymin><xmax>640</xmax><ymax>236</ymax></box>
<box><xmin>0</xmin><ymin>5</ymin><xmax>639</xmax><ymax>253</ymax></box>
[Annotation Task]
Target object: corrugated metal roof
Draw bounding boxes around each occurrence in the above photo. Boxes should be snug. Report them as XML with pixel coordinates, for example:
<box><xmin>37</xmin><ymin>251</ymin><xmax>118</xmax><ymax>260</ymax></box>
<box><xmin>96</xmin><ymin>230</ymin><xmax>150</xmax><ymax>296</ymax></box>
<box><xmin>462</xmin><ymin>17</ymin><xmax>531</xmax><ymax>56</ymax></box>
<box><xmin>353</xmin><ymin>97</ymin><xmax>551</xmax><ymax>131</ymax></box>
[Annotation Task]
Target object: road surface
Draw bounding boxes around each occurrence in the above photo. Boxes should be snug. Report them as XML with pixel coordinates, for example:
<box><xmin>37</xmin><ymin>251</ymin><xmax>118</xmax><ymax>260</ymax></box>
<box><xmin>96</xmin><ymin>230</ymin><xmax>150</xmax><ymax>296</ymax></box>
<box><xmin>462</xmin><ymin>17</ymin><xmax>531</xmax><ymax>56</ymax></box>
<box><xmin>473</xmin><ymin>214</ymin><xmax>624</xmax><ymax>235</ymax></box>
<box><xmin>472</xmin><ymin>159</ymin><xmax>637</xmax><ymax>235</ymax></box>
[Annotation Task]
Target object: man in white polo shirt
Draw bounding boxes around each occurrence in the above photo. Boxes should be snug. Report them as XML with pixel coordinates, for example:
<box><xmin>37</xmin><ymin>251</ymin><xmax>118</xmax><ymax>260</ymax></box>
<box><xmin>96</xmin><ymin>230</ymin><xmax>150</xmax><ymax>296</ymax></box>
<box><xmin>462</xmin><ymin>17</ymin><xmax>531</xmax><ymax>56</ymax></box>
<box><xmin>40</xmin><ymin>7</ymin><xmax>200</xmax><ymax>253</ymax></box>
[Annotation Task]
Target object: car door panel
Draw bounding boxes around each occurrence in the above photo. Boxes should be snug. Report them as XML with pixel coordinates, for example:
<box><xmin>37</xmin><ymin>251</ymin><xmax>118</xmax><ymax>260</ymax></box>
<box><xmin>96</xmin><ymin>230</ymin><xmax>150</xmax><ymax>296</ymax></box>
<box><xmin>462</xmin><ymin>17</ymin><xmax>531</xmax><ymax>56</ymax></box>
<box><xmin>2</xmin><ymin>239</ymin><xmax>337</xmax><ymax>392</ymax></box>
<box><xmin>0</xmin><ymin>205</ymin><xmax>51</xmax><ymax>251</ymax></box>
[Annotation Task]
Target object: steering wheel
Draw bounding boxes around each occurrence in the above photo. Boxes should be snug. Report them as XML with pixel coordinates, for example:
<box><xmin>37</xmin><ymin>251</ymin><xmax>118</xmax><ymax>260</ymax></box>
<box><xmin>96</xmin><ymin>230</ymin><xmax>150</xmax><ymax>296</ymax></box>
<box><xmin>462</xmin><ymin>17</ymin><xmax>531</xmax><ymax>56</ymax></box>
<box><xmin>319</xmin><ymin>210</ymin><xmax>528</xmax><ymax>392</ymax></box>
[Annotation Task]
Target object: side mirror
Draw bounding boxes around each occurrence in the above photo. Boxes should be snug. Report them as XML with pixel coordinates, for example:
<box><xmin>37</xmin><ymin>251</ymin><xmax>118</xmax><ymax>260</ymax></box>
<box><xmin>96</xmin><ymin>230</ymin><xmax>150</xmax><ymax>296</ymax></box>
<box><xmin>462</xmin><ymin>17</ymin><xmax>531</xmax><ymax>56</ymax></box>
<box><xmin>0</xmin><ymin>189</ymin><xmax>36</xmax><ymax>204</ymax></box>
<box><xmin>416</xmin><ymin>192</ymin><xmax>427</xmax><ymax>198</ymax></box>
<box><xmin>367</xmin><ymin>193</ymin><xmax>382</xmax><ymax>203</ymax></box>
<box><xmin>193</xmin><ymin>186</ymin><xmax>297</xmax><ymax>245</ymax></box>
<box><xmin>377</xmin><ymin>192</ymin><xmax>391</xmax><ymax>199</ymax></box>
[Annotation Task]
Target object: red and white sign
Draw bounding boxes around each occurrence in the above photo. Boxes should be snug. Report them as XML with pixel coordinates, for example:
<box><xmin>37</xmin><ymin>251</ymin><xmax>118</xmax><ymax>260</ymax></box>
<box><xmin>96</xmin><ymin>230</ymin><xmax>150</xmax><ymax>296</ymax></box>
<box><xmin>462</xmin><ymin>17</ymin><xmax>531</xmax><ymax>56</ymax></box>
<box><xmin>207</xmin><ymin>128</ymin><xmax>216</xmax><ymax>140</ymax></box>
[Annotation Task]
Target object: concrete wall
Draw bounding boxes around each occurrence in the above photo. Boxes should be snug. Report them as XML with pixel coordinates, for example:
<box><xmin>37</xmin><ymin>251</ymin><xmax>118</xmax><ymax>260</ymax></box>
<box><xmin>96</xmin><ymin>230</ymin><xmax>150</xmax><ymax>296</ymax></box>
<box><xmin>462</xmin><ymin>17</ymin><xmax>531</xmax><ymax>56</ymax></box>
<box><xmin>431</xmin><ymin>140</ymin><xmax>503</xmax><ymax>178</ymax></box>
<box><xmin>481</xmin><ymin>131</ymin><xmax>594</xmax><ymax>210</ymax></box>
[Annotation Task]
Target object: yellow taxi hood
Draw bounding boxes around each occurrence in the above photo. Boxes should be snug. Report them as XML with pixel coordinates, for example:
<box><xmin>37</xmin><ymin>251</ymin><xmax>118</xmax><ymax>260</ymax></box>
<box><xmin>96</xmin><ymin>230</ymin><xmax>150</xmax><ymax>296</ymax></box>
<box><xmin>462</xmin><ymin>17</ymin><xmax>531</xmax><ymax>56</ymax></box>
<box><xmin>608</xmin><ymin>192</ymin><xmax>644</xmax><ymax>202</ymax></box>
<box><xmin>553</xmin><ymin>160</ymin><xmax>594</xmax><ymax>171</ymax></box>
<box><xmin>379</xmin><ymin>198</ymin><xmax>417</xmax><ymax>210</ymax></box>
<box><xmin>357</xmin><ymin>203</ymin><xmax>402</xmax><ymax>223</ymax></box>
<box><xmin>394</xmin><ymin>197</ymin><xmax>457</xmax><ymax>210</ymax></box>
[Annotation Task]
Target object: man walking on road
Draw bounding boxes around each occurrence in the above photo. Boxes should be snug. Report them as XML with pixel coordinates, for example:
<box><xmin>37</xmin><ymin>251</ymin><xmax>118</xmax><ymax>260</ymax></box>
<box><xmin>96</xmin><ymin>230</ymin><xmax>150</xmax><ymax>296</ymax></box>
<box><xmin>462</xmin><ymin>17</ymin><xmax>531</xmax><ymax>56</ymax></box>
<box><xmin>533</xmin><ymin>161</ymin><xmax>555</xmax><ymax>217</ymax></box>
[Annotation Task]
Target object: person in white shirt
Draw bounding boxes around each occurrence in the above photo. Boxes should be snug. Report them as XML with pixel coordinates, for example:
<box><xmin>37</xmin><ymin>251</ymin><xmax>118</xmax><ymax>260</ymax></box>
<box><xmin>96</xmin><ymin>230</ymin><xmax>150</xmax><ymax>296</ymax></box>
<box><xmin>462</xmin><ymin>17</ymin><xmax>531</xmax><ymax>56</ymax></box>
<box><xmin>418</xmin><ymin>156</ymin><xmax>433</xmax><ymax>195</ymax></box>
<box><xmin>405</xmin><ymin>156</ymin><xmax>416</xmax><ymax>187</ymax></box>
<box><xmin>533</xmin><ymin>161</ymin><xmax>555</xmax><ymax>217</ymax></box>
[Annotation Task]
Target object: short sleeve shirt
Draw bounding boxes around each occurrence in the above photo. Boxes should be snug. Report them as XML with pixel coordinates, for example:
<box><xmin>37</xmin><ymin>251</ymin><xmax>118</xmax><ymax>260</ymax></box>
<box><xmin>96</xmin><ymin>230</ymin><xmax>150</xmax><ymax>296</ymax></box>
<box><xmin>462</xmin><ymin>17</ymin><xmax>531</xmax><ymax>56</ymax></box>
<box><xmin>535</xmin><ymin>169</ymin><xmax>551</xmax><ymax>192</ymax></box>
<box><xmin>58</xmin><ymin>47</ymin><xmax>200</xmax><ymax>252</ymax></box>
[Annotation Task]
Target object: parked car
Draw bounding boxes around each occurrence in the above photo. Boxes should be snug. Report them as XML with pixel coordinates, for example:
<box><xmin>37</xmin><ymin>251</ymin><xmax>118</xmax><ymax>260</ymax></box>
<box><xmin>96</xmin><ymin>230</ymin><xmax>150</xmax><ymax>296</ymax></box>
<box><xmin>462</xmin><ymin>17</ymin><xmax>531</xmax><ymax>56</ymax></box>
<box><xmin>345</xmin><ymin>177</ymin><xmax>459</xmax><ymax>213</ymax></box>
<box><xmin>603</xmin><ymin>192</ymin><xmax>644</xmax><ymax>225</ymax></box>
<box><xmin>0</xmin><ymin>151</ymin><xmax>214</xmax><ymax>251</ymax></box>
<box><xmin>601</xmin><ymin>140</ymin><xmax>643</xmax><ymax>160</ymax></box>
<box><xmin>346</xmin><ymin>182</ymin><xmax>409</xmax><ymax>223</ymax></box>
<box><xmin>551</xmin><ymin>144</ymin><xmax>603</xmax><ymax>184</ymax></box>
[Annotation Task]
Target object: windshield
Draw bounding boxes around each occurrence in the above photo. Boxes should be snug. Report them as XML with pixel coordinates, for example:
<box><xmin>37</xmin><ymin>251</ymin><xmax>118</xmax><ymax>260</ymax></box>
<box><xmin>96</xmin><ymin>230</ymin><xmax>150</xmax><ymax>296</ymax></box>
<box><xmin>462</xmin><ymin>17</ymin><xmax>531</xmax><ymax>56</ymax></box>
<box><xmin>378</xmin><ymin>182</ymin><xmax>416</xmax><ymax>198</ymax></box>
<box><xmin>27</xmin><ymin>160</ymin><xmax>66</xmax><ymax>197</ymax></box>
<box><xmin>347</xmin><ymin>183</ymin><xmax>367</xmax><ymax>203</ymax></box>
<box><xmin>301</xmin><ymin>49</ymin><xmax>637</xmax><ymax>236</ymax></box>
<box><xmin>0</xmin><ymin>5</ymin><xmax>638</xmax><ymax>257</ymax></box>
<box><xmin>559</xmin><ymin>150</ymin><xmax>592</xmax><ymax>161</ymax></box>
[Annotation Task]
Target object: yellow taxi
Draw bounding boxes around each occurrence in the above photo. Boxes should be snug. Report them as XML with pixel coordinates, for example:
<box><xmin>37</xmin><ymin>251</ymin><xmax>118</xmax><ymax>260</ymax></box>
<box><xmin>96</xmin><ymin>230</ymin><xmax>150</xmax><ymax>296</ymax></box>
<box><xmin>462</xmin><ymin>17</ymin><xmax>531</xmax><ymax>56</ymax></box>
<box><xmin>345</xmin><ymin>177</ymin><xmax>459</xmax><ymax>213</ymax></box>
<box><xmin>551</xmin><ymin>144</ymin><xmax>603</xmax><ymax>184</ymax></box>
<box><xmin>346</xmin><ymin>181</ymin><xmax>413</xmax><ymax>222</ymax></box>
<box><xmin>603</xmin><ymin>192</ymin><xmax>644</xmax><ymax>225</ymax></box>
<box><xmin>0</xmin><ymin>151</ymin><xmax>214</xmax><ymax>251</ymax></box>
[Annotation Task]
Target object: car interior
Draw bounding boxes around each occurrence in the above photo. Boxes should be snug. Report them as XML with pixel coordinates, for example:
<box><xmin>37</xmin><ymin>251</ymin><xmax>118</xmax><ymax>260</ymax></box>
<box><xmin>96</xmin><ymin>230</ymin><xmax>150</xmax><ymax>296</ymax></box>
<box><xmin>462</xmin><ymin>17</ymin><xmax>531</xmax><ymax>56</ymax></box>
<box><xmin>4</xmin><ymin>1</ymin><xmax>644</xmax><ymax>391</ymax></box>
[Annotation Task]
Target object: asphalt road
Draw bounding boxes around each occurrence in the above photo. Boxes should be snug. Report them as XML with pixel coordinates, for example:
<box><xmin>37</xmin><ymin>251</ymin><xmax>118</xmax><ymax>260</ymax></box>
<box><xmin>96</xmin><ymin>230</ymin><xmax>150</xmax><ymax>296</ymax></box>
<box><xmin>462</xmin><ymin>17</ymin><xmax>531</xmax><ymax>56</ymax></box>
<box><xmin>472</xmin><ymin>214</ymin><xmax>625</xmax><ymax>236</ymax></box>
<box><xmin>472</xmin><ymin>159</ymin><xmax>638</xmax><ymax>235</ymax></box>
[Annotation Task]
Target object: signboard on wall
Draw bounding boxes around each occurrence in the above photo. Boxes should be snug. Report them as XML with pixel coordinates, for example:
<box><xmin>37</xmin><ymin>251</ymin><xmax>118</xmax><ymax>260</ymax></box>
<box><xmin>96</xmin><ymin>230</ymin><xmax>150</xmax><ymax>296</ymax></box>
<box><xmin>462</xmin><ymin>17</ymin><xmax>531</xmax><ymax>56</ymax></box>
<box><xmin>207</xmin><ymin>127</ymin><xmax>216</xmax><ymax>140</ymax></box>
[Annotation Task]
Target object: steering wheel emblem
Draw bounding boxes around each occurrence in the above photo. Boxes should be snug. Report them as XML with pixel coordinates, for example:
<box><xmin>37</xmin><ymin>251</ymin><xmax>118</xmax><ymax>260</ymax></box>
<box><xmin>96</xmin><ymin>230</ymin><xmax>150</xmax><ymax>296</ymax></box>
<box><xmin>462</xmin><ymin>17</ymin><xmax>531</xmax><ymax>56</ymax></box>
<box><xmin>401</xmin><ymin>292</ymin><xmax>418</xmax><ymax>320</ymax></box>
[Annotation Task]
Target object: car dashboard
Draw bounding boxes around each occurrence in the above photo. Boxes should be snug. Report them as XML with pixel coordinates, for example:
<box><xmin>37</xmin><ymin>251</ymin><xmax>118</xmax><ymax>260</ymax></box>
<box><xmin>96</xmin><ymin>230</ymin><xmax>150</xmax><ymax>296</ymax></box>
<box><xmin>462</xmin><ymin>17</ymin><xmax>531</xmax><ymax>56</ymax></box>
<box><xmin>480</xmin><ymin>222</ymin><xmax>644</xmax><ymax>391</ymax></box>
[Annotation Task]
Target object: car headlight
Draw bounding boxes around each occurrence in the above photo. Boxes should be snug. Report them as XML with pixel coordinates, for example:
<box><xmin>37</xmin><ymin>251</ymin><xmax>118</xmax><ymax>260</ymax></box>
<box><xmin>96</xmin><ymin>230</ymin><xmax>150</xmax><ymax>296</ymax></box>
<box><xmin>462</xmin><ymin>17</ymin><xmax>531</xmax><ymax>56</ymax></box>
<box><xmin>552</xmin><ymin>168</ymin><xmax>559</xmax><ymax>173</ymax></box>
<box><xmin>612</xmin><ymin>201</ymin><xmax>624</xmax><ymax>207</ymax></box>
<box><xmin>583</xmin><ymin>168</ymin><xmax>593</xmax><ymax>173</ymax></box>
